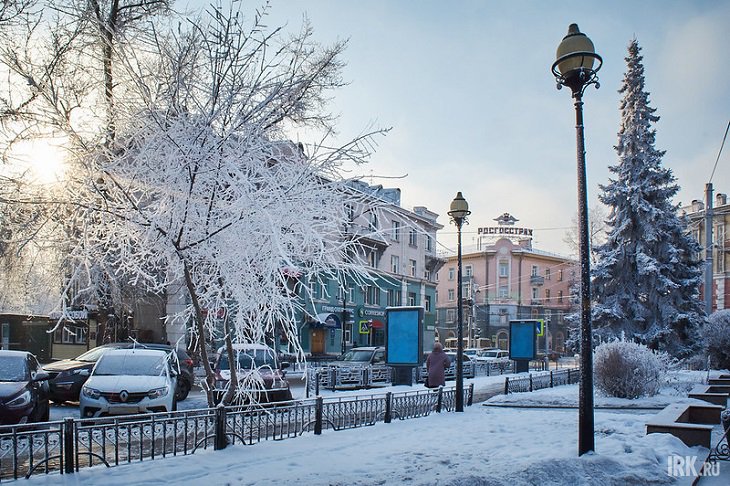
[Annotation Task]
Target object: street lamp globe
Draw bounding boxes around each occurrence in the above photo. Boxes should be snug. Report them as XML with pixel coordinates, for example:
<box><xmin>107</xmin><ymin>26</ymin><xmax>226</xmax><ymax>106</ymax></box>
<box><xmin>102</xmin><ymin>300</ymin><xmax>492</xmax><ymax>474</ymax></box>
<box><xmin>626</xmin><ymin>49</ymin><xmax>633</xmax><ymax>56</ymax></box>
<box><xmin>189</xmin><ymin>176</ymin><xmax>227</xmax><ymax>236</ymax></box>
<box><xmin>448</xmin><ymin>192</ymin><xmax>471</xmax><ymax>224</ymax></box>
<box><xmin>552</xmin><ymin>24</ymin><xmax>602</xmax><ymax>95</ymax></box>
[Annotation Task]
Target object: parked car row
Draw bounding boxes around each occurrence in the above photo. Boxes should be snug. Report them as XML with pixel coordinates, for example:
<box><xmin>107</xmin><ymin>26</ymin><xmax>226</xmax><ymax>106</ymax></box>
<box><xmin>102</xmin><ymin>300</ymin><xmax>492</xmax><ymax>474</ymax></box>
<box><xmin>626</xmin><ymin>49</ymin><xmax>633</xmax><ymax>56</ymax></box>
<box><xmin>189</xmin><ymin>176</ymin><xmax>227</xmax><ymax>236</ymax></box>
<box><xmin>42</xmin><ymin>342</ymin><xmax>195</xmax><ymax>403</ymax></box>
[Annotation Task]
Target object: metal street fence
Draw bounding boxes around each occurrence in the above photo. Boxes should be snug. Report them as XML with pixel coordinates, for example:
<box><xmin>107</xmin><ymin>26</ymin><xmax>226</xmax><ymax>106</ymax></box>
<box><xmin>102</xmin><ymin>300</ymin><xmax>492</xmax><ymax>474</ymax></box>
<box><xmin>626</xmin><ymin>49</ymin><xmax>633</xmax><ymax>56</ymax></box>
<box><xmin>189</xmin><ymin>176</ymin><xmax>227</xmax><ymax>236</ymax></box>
<box><xmin>503</xmin><ymin>368</ymin><xmax>581</xmax><ymax>394</ymax></box>
<box><xmin>305</xmin><ymin>359</ymin><xmax>548</xmax><ymax>397</ymax></box>
<box><xmin>0</xmin><ymin>385</ymin><xmax>473</xmax><ymax>482</ymax></box>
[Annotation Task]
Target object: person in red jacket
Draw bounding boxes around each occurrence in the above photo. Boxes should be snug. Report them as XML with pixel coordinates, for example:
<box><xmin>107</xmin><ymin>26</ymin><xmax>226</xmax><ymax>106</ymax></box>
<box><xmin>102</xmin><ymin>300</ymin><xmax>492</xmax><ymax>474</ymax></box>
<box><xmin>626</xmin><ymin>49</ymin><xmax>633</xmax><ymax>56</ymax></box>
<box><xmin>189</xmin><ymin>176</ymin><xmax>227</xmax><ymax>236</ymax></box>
<box><xmin>426</xmin><ymin>342</ymin><xmax>451</xmax><ymax>388</ymax></box>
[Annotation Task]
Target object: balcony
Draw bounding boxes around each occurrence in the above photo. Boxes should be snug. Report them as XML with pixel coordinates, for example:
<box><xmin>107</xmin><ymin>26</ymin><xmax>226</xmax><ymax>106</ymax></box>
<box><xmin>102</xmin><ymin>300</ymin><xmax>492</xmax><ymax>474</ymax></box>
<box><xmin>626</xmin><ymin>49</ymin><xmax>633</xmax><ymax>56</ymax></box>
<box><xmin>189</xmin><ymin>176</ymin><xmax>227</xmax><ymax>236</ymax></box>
<box><xmin>530</xmin><ymin>299</ymin><xmax>543</xmax><ymax>306</ymax></box>
<box><xmin>530</xmin><ymin>275</ymin><xmax>545</xmax><ymax>286</ymax></box>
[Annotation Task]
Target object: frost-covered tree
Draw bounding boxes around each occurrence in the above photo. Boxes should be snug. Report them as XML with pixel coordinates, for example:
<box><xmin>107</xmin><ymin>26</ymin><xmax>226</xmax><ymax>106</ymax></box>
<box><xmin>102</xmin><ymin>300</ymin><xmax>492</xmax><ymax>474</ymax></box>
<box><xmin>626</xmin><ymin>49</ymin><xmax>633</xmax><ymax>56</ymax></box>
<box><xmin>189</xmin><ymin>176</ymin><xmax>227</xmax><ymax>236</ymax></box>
<box><xmin>591</xmin><ymin>40</ymin><xmax>705</xmax><ymax>358</ymax></box>
<box><xmin>2</xmin><ymin>1</ymin><xmax>389</xmax><ymax>406</ymax></box>
<box><xmin>703</xmin><ymin>310</ymin><xmax>730</xmax><ymax>370</ymax></box>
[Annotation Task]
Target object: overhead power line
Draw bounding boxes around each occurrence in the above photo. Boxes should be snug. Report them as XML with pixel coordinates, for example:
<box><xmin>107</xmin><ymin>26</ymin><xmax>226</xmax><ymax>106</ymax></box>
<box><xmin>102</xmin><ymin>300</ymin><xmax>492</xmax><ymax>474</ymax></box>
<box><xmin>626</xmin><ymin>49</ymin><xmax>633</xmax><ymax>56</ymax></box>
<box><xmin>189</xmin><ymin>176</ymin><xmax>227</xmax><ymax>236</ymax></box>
<box><xmin>709</xmin><ymin>120</ymin><xmax>730</xmax><ymax>183</ymax></box>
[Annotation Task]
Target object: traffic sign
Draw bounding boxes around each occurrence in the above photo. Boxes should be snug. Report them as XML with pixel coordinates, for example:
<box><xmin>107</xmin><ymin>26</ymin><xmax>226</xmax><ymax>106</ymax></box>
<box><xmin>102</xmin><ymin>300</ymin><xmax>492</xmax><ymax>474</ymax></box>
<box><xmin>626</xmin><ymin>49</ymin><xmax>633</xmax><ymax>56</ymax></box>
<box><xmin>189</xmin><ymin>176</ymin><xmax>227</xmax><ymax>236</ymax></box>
<box><xmin>536</xmin><ymin>319</ymin><xmax>544</xmax><ymax>337</ymax></box>
<box><xmin>359</xmin><ymin>320</ymin><xmax>370</xmax><ymax>334</ymax></box>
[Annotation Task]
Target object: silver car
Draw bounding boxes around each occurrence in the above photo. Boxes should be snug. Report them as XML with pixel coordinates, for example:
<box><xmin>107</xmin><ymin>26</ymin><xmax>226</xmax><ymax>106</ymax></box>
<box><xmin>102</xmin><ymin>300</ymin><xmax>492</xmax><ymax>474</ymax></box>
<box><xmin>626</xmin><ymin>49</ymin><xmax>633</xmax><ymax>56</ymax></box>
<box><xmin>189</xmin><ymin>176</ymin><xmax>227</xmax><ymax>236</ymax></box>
<box><xmin>80</xmin><ymin>349</ymin><xmax>177</xmax><ymax>418</ymax></box>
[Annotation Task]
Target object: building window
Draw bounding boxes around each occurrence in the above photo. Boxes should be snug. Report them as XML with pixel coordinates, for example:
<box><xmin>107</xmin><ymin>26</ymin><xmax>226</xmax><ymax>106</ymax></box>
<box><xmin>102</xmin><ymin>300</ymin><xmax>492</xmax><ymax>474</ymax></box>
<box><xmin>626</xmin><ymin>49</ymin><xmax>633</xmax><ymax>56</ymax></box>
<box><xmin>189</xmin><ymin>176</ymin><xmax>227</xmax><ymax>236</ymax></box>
<box><xmin>424</xmin><ymin>295</ymin><xmax>432</xmax><ymax>312</ymax></box>
<box><xmin>558</xmin><ymin>269</ymin><xmax>563</xmax><ymax>281</ymax></box>
<box><xmin>435</xmin><ymin>290</ymin><xmax>438</xmax><ymax>303</ymax></box>
<box><xmin>391</xmin><ymin>255</ymin><xmax>399</xmax><ymax>274</ymax></box>
<box><xmin>369</xmin><ymin>211</ymin><xmax>378</xmax><ymax>231</ymax></box>
<box><xmin>557</xmin><ymin>310</ymin><xmax>564</xmax><ymax>323</ymax></box>
<box><xmin>368</xmin><ymin>250</ymin><xmax>379</xmax><ymax>268</ymax></box>
<box><xmin>348</xmin><ymin>288</ymin><xmax>355</xmax><ymax>303</ymax></box>
<box><xmin>545</xmin><ymin>308</ymin><xmax>552</xmax><ymax>323</ymax></box>
<box><xmin>545</xmin><ymin>289</ymin><xmax>551</xmax><ymax>301</ymax></box>
<box><xmin>448</xmin><ymin>289</ymin><xmax>455</xmax><ymax>301</ymax></box>
<box><xmin>532</xmin><ymin>287</ymin><xmax>538</xmax><ymax>300</ymax></box>
<box><xmin>424</xmin><ymin>269</ymin><xmax>431</xmax><ymax>281</ymax></box>
<box><xmin>408</xmin><ymin>292</ymin><xmax>416</xmax><ymax>306</ymax></box>
<box><xmin>409</xmin><ymin>259</ymin><xmax>417</xmax><ymax>277</ymax></box>
<box><xmin>391</xmin><ymin>220</ymin><xmax>401</xmax><ymax>241</ymax></box>
<box><xmin>499</xmin><ymin>261</ymin><xmax>508</xmax><ymax>277</ymax></box>
<box><xmin>409</xmin><ymin>229</ymin><xmax>418</xmax><ymax>247</ymax></box>
<box><xmin>531</xmin><ymin>265</ymin><xmax>538</xmax><ymax>277</ymax></box>
<box><xmin>447</xmin><ymin>309</ymin><xmax>456</xmax><ymax>322</ymax></box>
<box><xmin>465</xmin><ymin>265</ymin><xmax>473</xmax><ymax>277</ymax></box>
<box><xmin>448</xmin><ymin>267</ymin><xmax>455</xmax><ymax>280</ymax></box>
<box><xmin>435</xmin><ymin>272</ymin><xmax>439</xmax><ymax>282</ymax></box>
<box><xmin>498</xmin><ymin>285</ymin><xmax>509</xmax><ymax>299</ymax></box>
<box><xmin>365</xmin><ymin>286</ymin><xmax>380</xmax><ymax>305</ymax></box>
<box><xmin>558</xmin><ymin>290</ymin><xmax>564</xmax><ymax>303</ymax></box>
<box><xmin>425</xmin><ymin>235</ymin><xmax>433</xmax><ymax>252</ymax></box>
<box><xmin>54</xmin><ymin>325</ymin><xmax>87</xmax><ymax>345</ymax></box>
<box><xmin>545</xmin><ymin>268</ymin><xmax>551</xmax><ymax>280</ymax></box>
<box><xmin>387</xmin><ymin>289</ymin><xmax>396</xmax><ymax>306</ymax></box>
<box><xmin>309</xmin><ymin>280</ymin><xmax>319</xmax><ymax>299</ymax></box>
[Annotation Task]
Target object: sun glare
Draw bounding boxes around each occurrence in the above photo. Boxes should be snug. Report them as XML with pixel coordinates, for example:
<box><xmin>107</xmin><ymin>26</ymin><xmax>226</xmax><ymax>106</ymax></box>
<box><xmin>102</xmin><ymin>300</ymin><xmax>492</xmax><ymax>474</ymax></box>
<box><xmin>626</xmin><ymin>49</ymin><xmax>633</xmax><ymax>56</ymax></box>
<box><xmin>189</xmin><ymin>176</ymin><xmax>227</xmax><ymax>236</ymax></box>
<box><xmin>12</xmin><ymin>138</ymin><xmax>69</xmax><ymax>185</ymax></box>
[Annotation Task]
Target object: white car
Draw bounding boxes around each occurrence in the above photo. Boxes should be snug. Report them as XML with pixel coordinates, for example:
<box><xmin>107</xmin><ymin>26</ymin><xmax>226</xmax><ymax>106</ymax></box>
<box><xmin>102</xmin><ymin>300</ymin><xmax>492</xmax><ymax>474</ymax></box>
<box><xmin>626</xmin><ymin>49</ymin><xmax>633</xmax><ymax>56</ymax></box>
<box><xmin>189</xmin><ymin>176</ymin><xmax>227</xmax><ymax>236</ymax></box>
<box><xmin>474</xmin><ymin>349</ymin><xmax>510</xmax><ymax>362</ymax></box>
<box><xmin>80</xmin><ymin>349</ymin><xmax>177</xmax><ymax>418</ymax></box>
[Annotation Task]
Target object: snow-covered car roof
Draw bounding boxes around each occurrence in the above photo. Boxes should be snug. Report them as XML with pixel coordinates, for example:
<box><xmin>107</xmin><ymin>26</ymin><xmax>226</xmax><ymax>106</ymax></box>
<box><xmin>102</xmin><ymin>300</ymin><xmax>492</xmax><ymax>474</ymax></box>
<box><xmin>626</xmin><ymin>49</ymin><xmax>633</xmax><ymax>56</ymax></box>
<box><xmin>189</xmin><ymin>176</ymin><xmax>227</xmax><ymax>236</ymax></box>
<box><xmin>216</xmin><ymin>343</ymin><xmax>275</xmax><ymax>355</ymax></box>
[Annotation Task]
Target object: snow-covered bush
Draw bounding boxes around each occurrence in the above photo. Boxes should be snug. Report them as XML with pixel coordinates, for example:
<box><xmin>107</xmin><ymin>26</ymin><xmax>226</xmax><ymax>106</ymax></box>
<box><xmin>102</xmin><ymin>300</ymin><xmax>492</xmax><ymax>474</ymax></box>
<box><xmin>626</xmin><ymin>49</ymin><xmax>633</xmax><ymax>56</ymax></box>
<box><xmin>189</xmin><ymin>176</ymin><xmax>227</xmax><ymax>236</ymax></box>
<box><xmin>593</xmin><ymin>339</ymin><xmax>669</xmax><ymax>398</ymax></box>
<box><xmin>703</xmin><ymin>310</ymin><xmax>730</xmax><ymax>370</ymax></box>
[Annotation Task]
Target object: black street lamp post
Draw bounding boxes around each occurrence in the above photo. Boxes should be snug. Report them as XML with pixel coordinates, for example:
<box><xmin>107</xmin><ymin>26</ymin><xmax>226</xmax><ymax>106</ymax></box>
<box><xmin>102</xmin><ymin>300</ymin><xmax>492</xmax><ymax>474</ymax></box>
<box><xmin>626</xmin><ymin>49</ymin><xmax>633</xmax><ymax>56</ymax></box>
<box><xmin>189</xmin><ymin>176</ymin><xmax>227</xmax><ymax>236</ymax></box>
<box><xmin>551</xmin><ymin>23</ymin><xmax>602</xmax><ymax>456</ymax></box>
<box><xmin>448</xmin><ymin>192</ymin><xmax>470</xmax><ymax>413</ymax></box>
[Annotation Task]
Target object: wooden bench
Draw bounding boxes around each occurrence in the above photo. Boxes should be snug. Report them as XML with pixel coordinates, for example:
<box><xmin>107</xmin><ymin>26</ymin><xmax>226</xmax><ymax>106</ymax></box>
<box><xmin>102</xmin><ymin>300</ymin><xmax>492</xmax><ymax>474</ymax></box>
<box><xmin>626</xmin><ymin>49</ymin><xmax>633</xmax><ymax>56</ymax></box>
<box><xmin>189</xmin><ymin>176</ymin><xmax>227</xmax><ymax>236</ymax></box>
<box><xmin>688</xmin><ymin>384</ymin><xmax>730</xmax><ymax>407</ymax></box>
<box><xmin>646</xmin><ymin>403</ymin><xmax>723</xmax><ymax>448</ymax></box>
<box><xmin>708</xmin><ymin>378</ymin><xmax>730</xmax><ymax>386</ymax></box>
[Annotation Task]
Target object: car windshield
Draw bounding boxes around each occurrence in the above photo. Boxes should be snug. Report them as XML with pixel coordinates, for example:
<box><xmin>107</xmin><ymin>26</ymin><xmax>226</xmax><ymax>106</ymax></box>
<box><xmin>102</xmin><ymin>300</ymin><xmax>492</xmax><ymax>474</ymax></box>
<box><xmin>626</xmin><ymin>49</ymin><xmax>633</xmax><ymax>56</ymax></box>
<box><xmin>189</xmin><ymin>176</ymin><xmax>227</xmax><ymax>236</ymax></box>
<box><xmin>481</xmin><ymin>351</ymin><xmax>501</xmax><ymax>358</ymax></box>
<box><xmin>0</xmin><ymin>356</ymin><xmax>28</xmax><ymax>381</ymax></box>
<box><xmin>75</xmin><ymin>346</ymin><xmax>111</xmax><ymax>362</ymax></box>
<box><xmin>339</xmin><ymin>350</ymin><xmax>374</xmax><ymax>362</ymax></box>
<box><xmin>218</xmin><ymin>349</ymin><xmax>277</xmax><ymax>371</ymax></box>
<box><xmin>93</xmin><ymin>353</ymin><xmax>167</xmax><ymax>376</ymax></box>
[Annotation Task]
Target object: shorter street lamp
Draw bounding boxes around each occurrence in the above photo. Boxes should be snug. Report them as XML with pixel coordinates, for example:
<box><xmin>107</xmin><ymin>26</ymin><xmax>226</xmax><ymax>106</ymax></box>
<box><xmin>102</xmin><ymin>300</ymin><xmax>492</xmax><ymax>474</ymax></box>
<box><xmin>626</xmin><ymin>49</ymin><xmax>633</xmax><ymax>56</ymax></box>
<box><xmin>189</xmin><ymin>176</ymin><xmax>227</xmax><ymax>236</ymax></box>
<box><xmin>448</xmin><ymin>192</ymin><xmax>470</xmax><ymax>413</ymax></box>
<box><xmin>551</xmin><ymin>23</ymin><xmax>602</xmax><ymax>456</ymax></box>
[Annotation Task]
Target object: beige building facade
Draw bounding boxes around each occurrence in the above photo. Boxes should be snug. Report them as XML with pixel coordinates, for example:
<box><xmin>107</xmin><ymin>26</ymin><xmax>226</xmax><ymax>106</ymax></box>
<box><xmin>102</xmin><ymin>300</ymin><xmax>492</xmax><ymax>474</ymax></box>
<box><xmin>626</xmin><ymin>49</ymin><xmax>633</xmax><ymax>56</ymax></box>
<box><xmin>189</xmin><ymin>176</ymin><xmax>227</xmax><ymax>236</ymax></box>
<box><xmin>435</xmin><ymin>217</ymin><xmax>577</xmax><ymax>352</ymax></box>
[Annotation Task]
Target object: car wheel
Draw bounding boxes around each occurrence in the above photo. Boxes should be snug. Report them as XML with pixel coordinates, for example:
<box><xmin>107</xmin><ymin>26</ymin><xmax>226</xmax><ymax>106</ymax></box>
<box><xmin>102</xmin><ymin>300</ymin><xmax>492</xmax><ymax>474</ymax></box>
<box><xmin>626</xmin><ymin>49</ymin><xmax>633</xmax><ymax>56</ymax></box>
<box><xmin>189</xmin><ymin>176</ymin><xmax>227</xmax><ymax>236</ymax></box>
<box><xmin>175</xmin><ymin>379</ymin><xmax>191</xmax><ymax>401</ymax></box>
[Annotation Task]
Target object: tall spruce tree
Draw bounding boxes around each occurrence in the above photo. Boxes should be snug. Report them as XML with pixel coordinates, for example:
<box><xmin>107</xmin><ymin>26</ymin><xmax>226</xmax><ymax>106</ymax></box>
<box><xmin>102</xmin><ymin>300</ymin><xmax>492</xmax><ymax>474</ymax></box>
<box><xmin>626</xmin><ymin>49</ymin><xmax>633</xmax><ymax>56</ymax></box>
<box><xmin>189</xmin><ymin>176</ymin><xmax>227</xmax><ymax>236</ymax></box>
<box><xmin>591</xmin><ymin>40</ymin><xmax>705</xmax><ymax>358</ymax></box>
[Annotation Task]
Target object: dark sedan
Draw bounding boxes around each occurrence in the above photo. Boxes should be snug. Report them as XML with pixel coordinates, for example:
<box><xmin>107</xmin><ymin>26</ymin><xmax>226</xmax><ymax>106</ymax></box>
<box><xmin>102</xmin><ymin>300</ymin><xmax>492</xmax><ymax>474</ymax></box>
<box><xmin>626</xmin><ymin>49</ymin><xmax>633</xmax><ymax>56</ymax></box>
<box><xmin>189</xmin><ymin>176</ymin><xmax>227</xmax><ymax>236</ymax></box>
<box><xmin>0</xmin><ymin>350</ymin><xmax>50</xmax><ymax>426</ymax></box>
<box><xmin>43</xmin><ymin>342</ymin><xmax>195</xmax><ymax>403</ymax></box>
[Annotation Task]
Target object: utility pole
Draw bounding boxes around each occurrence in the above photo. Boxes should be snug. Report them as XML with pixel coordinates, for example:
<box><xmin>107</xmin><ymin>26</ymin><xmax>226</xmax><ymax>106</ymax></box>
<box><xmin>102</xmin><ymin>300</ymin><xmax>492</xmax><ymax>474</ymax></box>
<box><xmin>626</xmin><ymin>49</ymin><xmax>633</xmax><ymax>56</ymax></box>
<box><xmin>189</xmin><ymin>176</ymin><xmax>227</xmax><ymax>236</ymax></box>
<box><xmin>705</xmin><ymin>183</ymin><xmax>714</xmax><ymax>315</ymax></box>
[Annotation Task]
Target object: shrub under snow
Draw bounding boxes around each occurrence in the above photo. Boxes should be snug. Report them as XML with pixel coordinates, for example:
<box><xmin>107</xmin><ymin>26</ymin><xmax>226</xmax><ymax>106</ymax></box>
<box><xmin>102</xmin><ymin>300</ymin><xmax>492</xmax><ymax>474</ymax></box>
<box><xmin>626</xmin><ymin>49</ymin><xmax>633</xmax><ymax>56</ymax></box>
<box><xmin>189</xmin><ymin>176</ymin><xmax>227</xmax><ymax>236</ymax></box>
<box><xmin>594</xmin><ymin>339</ymin><xmax>669</xmax><ymax>399</ymax></box>
<box><xmin>703</xmin><ymin>310</ymin><xmax>730</xmax><ymax>370</ymax></box>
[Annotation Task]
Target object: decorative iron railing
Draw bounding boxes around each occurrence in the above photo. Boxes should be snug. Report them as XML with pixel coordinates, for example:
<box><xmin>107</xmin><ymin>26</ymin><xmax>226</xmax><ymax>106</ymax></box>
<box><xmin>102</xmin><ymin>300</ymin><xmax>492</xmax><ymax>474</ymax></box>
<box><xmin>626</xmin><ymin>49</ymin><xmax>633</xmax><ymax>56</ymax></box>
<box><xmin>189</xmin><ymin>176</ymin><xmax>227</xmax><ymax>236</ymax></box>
<box><xmin>503</xmin><ymin>368</ymin><xmax>580</xmax><ymax>395</ymax></box>
<box><xmin>0</xmin><ymin>385</ymin><xmax>472</xmax><ymax>482</ymax></box>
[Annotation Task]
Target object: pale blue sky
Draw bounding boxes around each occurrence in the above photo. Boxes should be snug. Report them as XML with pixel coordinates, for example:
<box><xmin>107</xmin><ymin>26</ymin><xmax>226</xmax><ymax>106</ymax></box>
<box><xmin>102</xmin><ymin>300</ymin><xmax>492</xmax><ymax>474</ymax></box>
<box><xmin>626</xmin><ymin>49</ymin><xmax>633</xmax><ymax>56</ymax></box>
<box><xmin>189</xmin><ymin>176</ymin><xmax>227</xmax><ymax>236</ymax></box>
<box><xmin>187</xmin><ymin>1</ymin><xmax>730</xmax><ymax>255</ymax></box>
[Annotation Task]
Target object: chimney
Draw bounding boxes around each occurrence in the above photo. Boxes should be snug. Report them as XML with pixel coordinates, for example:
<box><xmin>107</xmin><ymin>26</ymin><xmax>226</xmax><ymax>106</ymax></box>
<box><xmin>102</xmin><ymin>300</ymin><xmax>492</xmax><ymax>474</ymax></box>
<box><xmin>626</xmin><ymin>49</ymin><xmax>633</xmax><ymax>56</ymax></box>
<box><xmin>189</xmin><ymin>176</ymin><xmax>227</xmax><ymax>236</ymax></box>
<box><xmin>716</xmin><ymin>193</ymin><xmax>727</xmax><ymax>206</ymax></box>
<box><xmin>691</xmin><ymin>200</ymin><xmax>704</xmax><ymax>212</ymax></box>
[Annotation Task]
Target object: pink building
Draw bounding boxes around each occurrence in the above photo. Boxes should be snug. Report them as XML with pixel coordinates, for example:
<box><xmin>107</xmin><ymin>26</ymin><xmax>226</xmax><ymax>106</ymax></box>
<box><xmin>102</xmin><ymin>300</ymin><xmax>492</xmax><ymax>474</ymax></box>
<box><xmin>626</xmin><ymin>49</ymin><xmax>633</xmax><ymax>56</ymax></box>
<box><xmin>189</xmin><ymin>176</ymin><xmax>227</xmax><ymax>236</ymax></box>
<box><xmin>435</xmin><ymin>218</ymin><xmax>577</xmax><ymax>352</ymax></box>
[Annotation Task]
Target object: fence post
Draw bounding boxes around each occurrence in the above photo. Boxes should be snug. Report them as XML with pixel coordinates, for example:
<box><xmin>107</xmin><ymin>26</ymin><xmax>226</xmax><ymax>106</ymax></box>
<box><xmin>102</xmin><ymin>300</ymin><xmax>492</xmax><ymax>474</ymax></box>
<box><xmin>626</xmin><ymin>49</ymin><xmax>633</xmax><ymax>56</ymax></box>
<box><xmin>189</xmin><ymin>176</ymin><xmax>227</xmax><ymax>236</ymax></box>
<box><xmin>529</xmin><ymin>374</ymin><xmax>533</xmax><ymax>392</ymax></box>
<box><xmin>436</xmin><ymin>386</ymin><xmax>443</xmax><ymax>413</ymax></box>
<box><xmin>385</xmin><ymin>392</ymin><xmax>392</xmax><ymax>423</ymax></box>
<box><xmin>314</xmin><ymin>396</ymin><xmax>323</xmax><ymax>435</ymax></box>
<box><xmin>63</xmin><ymin>417</ymin><xmax>75</xmax><ymax>474</ymax></box>
<box><xmin>504</xmin><ymin>377</ymin><xmax>509</xmax><ymax>395</ymax></box>
<box><xmin>330</xmin><ymin>368</ymin><xmax>337</xmax><ymax>391</ymax></box>
<box><xmin>214</xmin><ymin>404</ymin><xmax>228</xmax><ymax>450</ymax></box>
<box><xmin>316</xmin><ymin>371</ymin><xmax>321</xmax><ymax>396</ymax></box>
<box><xmin>567</xmin><ymin>369</ymin><xmax>571</xmax><ymax>384</ymax></box>
<box><xmin>550</xmin><ymin>370</ymin><xmax>554</xmax><ymax>388</ymax></box>
<box><xmin>363</xmin><ymin>367</ymin><xmax>370</xmax><ymax>388</ymax></box>
<box><xmin>468</xmin><ymin>383</ymin><xmax>474</xmax><ymax>406</ymax></box>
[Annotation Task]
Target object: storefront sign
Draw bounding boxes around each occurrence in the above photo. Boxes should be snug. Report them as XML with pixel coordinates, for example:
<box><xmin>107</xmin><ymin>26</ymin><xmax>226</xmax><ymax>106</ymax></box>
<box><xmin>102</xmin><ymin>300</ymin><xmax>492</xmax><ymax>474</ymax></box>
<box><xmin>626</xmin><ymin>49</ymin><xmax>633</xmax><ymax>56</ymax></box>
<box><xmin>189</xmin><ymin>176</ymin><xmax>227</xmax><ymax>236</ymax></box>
<box><xmin>477</xmin><ymin>226</ymin><xmax>533</xmax><ymax>237</ymax></box>
<box><xmin>49</xmin><ymin>310</ymin><xmax>88</xmax><ymax>320</ymax></box>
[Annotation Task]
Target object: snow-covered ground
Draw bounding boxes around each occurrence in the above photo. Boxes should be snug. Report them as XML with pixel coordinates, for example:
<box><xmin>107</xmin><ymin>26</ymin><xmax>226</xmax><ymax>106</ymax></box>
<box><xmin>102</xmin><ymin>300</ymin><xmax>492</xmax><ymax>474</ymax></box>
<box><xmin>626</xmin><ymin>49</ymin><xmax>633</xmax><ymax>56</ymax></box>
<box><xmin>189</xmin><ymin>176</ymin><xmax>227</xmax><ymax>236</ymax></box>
<box><xmin>37</xmin><ymin>369</ymin><xmax>728</xmax><ymax>485</ymax></box>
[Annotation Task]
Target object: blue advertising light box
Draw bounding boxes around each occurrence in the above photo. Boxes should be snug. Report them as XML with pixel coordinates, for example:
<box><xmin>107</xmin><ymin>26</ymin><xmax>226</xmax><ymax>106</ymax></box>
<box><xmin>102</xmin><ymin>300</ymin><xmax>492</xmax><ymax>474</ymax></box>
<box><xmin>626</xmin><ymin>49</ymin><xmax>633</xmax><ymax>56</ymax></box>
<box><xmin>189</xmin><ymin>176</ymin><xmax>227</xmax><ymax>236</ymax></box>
<box><xmin>385</xmin><ymin>306</ymin><xmax>423</xmax><ymax>366</ymax></box>
<box><xmin>509</xmin><ymin>320</ymin><xmax>537</xmax><ymax>360</ymax></box>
